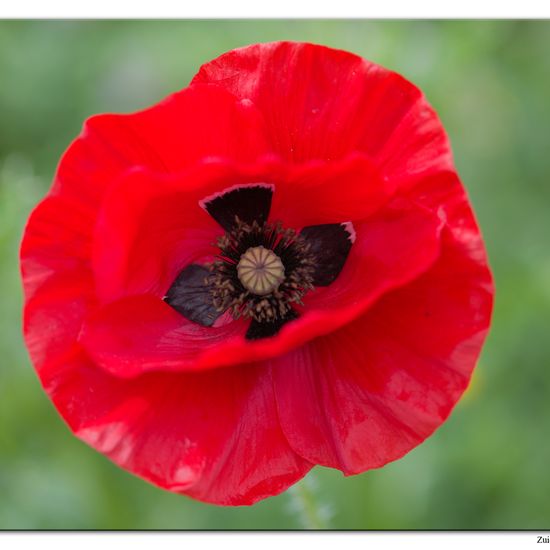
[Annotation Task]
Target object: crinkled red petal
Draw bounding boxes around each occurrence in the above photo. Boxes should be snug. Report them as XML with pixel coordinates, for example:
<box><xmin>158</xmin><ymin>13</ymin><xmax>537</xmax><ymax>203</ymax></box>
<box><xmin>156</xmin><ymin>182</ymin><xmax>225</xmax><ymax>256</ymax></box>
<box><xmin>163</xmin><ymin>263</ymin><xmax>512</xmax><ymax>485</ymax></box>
<box><xmin>23</xmin><ymin>81</ymin><xmax>272</xmax><ymax>304</ymax></box>
<box><xmin>20</xmin><ymin>194</ymin><xmax>95</xmax><ymax>302</ymax></box>
<box><xmin>269</xmin><ymin>153</ymin><xmax>392</xmax><ymax>228</ymax></box>
<box><xmin>62</xmin><ymin>356</ymin><xmax>312</xmax><ymax>505</ymax></box>
<box><xmin>193</xmin><ymin>41</ymin><xmax>453</xmax><ymax>184</ymax></box>
<box><xmin>21</xmin><ymin>82</ymin><xmax>316</xmax><ymax>505</ymax></box>
<box><xmin>22</xmin><ymin>194</ymin><xmax>311</xmax><ymax>506</ymax></box>
<box><xmin>92</xmin><ymin>166</ymin><xmax>221</xmax><ymax>303</ymax></box>
<box><xmin>25</xmin><ymin>279</ymin><xmax>311</xmax><ymax>505</ymax></box>
<box><xmin>80</xmin><ymin>294</ymin><xmax>248</xmax><ymax>377</ymax></box>
<box><xmin>81</xmin><ymin>195</ymin><xmax>442</xmax><ymax>377</ymax></box>
<box><xmin>53</xmin><ymin>83</ymin><xmax>270</xmax><ymax>206</ymax></box>
<box><xmin>270</xmin><ymin>226</ymin><xmax>493</xmax><ymax>473</ymax></box>
<box><xmin>92</xmin><ymin>154</ymin><xmax>392</xmax><ymax>302</ymax></box>
<box><xmin>301</xmin><ymin>197</ymin><xmax>444</xmax><ymax>314</ymax></box>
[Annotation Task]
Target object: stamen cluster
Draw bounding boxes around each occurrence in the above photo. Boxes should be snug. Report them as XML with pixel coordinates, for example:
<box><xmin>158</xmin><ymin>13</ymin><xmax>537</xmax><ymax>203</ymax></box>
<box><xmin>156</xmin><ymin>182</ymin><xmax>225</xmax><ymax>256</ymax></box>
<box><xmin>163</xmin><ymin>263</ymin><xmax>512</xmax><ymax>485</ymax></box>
<box><xmin>208</xmin><ymin>217</ymin><xmax>316</xmax><ymax>322</ymax></box>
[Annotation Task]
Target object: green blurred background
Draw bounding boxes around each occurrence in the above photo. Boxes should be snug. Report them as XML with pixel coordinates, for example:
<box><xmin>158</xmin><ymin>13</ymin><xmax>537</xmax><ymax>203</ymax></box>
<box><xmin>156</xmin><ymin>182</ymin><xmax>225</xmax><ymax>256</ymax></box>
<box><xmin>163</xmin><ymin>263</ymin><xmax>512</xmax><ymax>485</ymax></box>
<box><xmin>1</xmin><ymin>20</ymin><xmax>549</xmax><ymax>530</ymax></box>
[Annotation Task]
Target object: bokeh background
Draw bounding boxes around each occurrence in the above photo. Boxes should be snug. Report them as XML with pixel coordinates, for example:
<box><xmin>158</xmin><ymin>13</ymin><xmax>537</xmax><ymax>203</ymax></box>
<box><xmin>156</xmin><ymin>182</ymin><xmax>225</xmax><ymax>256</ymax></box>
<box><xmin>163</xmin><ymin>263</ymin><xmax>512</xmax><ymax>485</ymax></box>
<box><xmin>1</xmin><ymin>20</ymin><xmax>549</xmax><ymax>530</ymax></box>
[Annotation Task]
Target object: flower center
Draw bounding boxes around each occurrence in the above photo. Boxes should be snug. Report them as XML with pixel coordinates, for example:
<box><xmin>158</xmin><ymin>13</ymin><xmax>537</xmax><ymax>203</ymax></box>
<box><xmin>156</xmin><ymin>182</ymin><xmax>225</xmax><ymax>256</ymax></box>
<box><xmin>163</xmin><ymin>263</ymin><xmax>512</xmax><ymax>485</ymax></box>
<box><xmin>208</xmin><ymin>217</ymin><xmax>316</xmax><ymax>323</ymax></box>
<box><xmin>164</xmin><ymin>183</ymin><xmax>355</xmax><ymax>340</ymax></box>
<box><xmin>237</xmin><ymin>246</ymin><xmax>285</xmax><ymax>296</ymax></box>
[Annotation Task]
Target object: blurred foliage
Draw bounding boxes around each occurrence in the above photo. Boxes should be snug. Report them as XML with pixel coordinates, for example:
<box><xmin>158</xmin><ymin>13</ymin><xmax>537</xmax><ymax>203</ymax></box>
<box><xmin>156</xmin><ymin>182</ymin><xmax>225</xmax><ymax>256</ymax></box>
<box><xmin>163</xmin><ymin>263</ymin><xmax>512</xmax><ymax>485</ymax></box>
<box><xmin>1</xmin><ymin>20</ymin><xmax>549</xmax><ymax>530</ymax></box>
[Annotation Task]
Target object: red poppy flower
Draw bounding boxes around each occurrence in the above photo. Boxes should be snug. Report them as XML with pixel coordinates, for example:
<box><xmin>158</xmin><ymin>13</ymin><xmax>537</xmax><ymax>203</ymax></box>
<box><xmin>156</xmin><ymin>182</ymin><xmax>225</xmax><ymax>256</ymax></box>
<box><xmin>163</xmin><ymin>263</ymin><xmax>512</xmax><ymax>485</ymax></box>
<box><xmin>21</xmin><ymin>42</ymin><xmax>494</xmax><ymax>506</ymax></box>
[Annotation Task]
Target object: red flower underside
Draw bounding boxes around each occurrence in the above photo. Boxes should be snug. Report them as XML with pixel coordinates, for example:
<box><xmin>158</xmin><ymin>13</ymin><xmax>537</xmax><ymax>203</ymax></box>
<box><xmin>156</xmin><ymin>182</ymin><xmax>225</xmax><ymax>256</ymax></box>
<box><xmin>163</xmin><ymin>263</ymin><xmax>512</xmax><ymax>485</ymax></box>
<box><xmin>21</xmin><ymin>42</ymin><xmax>493</xmax><ymax>505</ymax></box>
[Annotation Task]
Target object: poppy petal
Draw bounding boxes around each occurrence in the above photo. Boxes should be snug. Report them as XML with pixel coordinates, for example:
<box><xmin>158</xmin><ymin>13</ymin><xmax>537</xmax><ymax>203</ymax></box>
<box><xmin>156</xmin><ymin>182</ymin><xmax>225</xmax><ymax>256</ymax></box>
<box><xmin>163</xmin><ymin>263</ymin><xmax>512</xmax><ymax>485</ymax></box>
<box><xmin>79</xmin><ymin>294</ymin><xmax>249</xmax><ymax>377</ymax></box>
<box><xmin>20</xmin><ymin>194</ymin><xmax>95</xmax><ymax>302</ymax></box>
<box><xmin>53</xmin><ymin>83</ymin><xmax>271</xmax><ymax>207</ymax></box>
<box><xmin>27</xmin><ymin>83</ymin><xmax>272</xmax><ymax>305</ymax></box>
<box><xmin>23</xmin><ymin>224</ymin><xmax>309</xmax><ymax>507</ymax></box>
<box><xmin>91</xmin><ymin>163</ymin><xmax>277</xmax><ymax>303</ymax></box>
<box><xmin>92</xmin><ymin>155</ymin><xmax>391</xmax><ymax>304</ymax></box>
<box><xmin>81</xmin><ymin>198</ymin><xmax>442</xmax><ymax>377</ymax></box>
<box><xmin>270</xmin><ymin>228</ymin><xmax>493</xmax><ymax>473</ymax></box>
<box><xmin>164</xmin><ymin>264</ymin><xmax>221</xmax><ymax>327</ymax></box>
<box><xmin>24</xmin><ymin>270</ymin><xmax>95</xmax><ymax>373</ymax></box>
<box><xmin>301</xmin><ymin>197</ymin><xmax>444</xmax><ymax>320</ymax></box>
<box><xmin>300</xmin><ymin>223</ymin><xmax>354</xmax><ymax>286</ymax></box>
<box><xmin>91</xmin><ymin>166</ymin><xmax>220</xmax><ymax>303</ymax></box>
<box><xmin>269</xmin><ymin>153</ymin><xmax>392</xmax><ymax>229</ymax></box>
<box><xmin>200</xmin><ymin>183</ymin><xmax>274</xmax><ymax>231</ymax></box>
<box><xmin>27</xmin><ymin>287</ymin><xmax>311</xmax><ymax>506</ymax></box>
<box><xmin>193</xmin><ymin>42</ymin><xmax>452</xmax><ymax>183</ymax></box>
<box><xmin>50</xmin><ymin>355</ymin><xmax>312</xmax><ymax>505</ymax></box>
